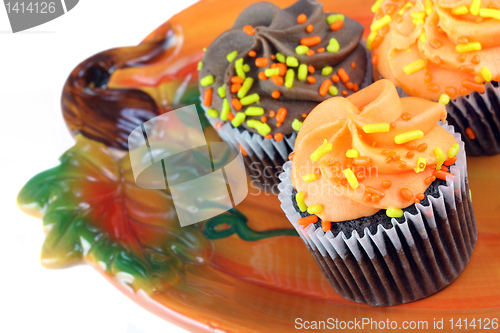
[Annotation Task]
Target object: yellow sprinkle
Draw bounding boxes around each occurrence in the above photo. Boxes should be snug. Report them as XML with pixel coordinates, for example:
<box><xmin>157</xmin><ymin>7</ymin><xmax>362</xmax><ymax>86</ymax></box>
<box><xmin>456</xmin><ymin>42</ymin><xmax>482</xmax><ymax>53</ymax></box>
<box><xmin>307</xmin><ymin>205</ymin><xmax>323</xmax><ymax>215</ymax></box>
<box><xmin>296</xmin><ymin>192</ymin><xmax>307</xmax><ymax>212</ymax></box>
<box><xmin>438</xmin><ymin>94</ymin><xmax>450</xmax><ymax>105</ymax></box>
<box><xmin>403</xmin><ymin>59</ymin><xmax>426</xmax><ymax>75</ymax></box>
<box><xmin>310</xmin><ymin>139</ymin><xmax>333</xmax><ymax>162</ymax></box>
<box><xmin>424</xmin><ymin>0</ymin><xmax>433</xmax><ymax>15</ymax></box>
<box><xmin>371</xmin><ymin>0</ymin><xmax>384</xmax><ymax>13</ymax></box>
<box><xmin>419</xmin><ymin>31</ymin><xmax>427</xmax><ymax>43</ymax></box>
<box><xmin>410</xmin><ymin>11</ymin><xmax>426</xmax><ymax>19</ymax></box>
<box><xmin>470</xmin><ymin>0</ymin><xmax>481</xmax><ymax>16</ymax></box>
<box><xmin>448</xmin><ymin>143</ymin><xmax>460</xmax><ymax>158</ymax></box>
<box><xmin>452</xmin><ymin>5</ymin><xmax>469</xmax><ymax>15</ymax></box>
<box><xmin>371</xmin><ymin>15</ymin><xmax>392</xmax><ymax>31</ymax></box>
<box><xmin>386</xmin><ymin>208</ymin><xmax>404</xmax><ymax>218</ymax></box>
<box><xmin>412</xmin><ymin>18</ymin><xmax>425</xmax><ymax>25</ymax></box>
<box><xmin>415</xmin><ymin>157</ymin><xmax>427</xmax><ymax>173</ymax></box>
<box><xmin>366</xmin><ymin>31</ymin><xmax>377</xmax><ymax>50</ymax></box>
<box><xmin>469</xmin><ymin>189</ymin><xmax>472</xmax><ymax>202</ymax></box>
<box><xmin>407</xmin><ymin>48</ymin><xmax>411</xmax><ymax>52</ymax></box>
<box><xmin>434</xmin><ymin>147</ymin><xmax>446</xmax><ymax>169</ymax></box>
<box><xmin>398</xmin><ymin>2</ymin><xmax>414</xmax><ymax>15</ymax></box>
<box><xmin>479</xmin><ymin>8</ymin><xmax>500</xmax><ymax>20</ymax></box>
<box><xmin>346</xmin><ymin>149</ymin><xmax>359</xmax><ymax>158</ymax></box>
<box><xmin>302</xmin><ymin>173</ymin><xmax>318</xmax><ymax>182</ymax></box>
<box><xmin>343</xmin><ymin>168</ymin><xmax>359</xmax><ymax>190</ymax></box>
<box><xmin>394</xmin><ymin>130</ymin><xmax>424</xmax><ymax>144</ymax></box>
<box><xmin>363</xmin><ymin>123</ymin><xmax>390</xmax><ymax>133</ymax></box>
<box><xmin>481</xmin><ymin>67</ymin><xmax>493</xmax><ymax>82</ymax></box>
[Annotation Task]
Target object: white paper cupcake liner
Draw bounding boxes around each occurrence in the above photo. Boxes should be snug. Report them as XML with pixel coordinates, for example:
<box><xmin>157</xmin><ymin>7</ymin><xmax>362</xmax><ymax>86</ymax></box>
<box><xmin>277</xmin><ymin>123</ymin><xmax>477</xmax><ymax>306</ymax></box>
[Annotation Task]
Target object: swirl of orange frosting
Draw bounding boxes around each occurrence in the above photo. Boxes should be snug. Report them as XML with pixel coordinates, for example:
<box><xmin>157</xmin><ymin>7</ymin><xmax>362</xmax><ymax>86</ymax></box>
<box><xmin>291</xmin><ymin>79</ymin><xmax>458</xmax><ymax>222</ymax></box>
<box><xmin>371</xmin><ymin>0</ymin><xmax>500</xmax><ymax>101</ymax></box>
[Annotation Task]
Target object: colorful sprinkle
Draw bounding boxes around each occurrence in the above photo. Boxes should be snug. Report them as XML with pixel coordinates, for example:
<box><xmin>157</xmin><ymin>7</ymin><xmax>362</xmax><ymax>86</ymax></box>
<box><xmin>343</xmin><ymin>168</ymin><xmax>359</xmax><ymax>189</ymax></box>
<box><xmin>329</xmin><ymin>86</ymin><xmax>339</xmax><ymax>96</ymax></box>
<box><xmin>414</xmin><ymin>157</ymin><xmax>427</xmax><ymax>173</ymax></box>
<box><xmin>235</xmin><ymin>58</ymin><xmax>246</xmax><ymax>79</ymax></box>
<box><xmin>307</xmin><ymin>205</ymin><xmax>323</xmax><ymax>215</ymax></box>
<box><xmin>200</xmin><ymin>75</ymin><xmax>214</xmax><ymax>87</ymax></box>
<box><xmin>479</xmin><ymin>8</ymin><xmax>500</xmax><ymax>20</ymax></box>
<box><xmin>330</xmin><ymin>20</ymin><xmax>344</xmax><ymax>31</ymax></box>
<box><xmin>226</xmin><ymin>50</ymin><xmax>238</xmax><ymax>62</ymax></box>
<box><xmin>452</xmin><ymin>5</ymin><xmax>469</xmax><ymax>15</ymax></box>
<box><xmin>448</xmin><ymin>143</ymin><xmax>460</xmax><ymax>158</ymax></box>
<box><xmin>363</xmin><ymin>123</ymin><xmax>390</xmax><ymax>133</ymax></box>
<box><xmin>321</xmin><ymin>66</ymin><xmax>333</xmax><ymax>76</ymax></box>
<box><xmin>371</xmin><ymin>0</ymin><xmax>383</xmax><ymax>13</ymax></box>
<box><xmin>326</xmin><ymin>38</ymin><xmax>340</xmax><ymax>53</ymax></box>
<box><xmin>231</xmin><ymin>98</ymin><xmax>242</xmax><ymax>111</ymax></box>
<box><xmin>197</xmin><ymin>61</ymin><xmax>203</xmax><ymax>70</ymax></box>
<box><xmin>296</xmin><ymin>45</ymin><xmax>309</xmax><ymax>55</ymax></box>
<box><xmin>403</xmin><ymin>59</ymin><xmax>426</xmax><ymax>75</ymax></box>
<box><xmin>244</xmin><ymin>107</ymin><xmax>264</xmax><ymax>116</ymax></box>
<box><xmin>265</xmin><ymin>68</ymin><xmax>280</xmax><ymax>77</ymax></box>
<box><xmin>456</xmin><ymin>42</ymin><xmax>482</xmax><ymax>53</ymax></box>
<box><xmin>286</xmin><ymin>56</ymin><xmax>299</xmax><ymax>67</ymax></box>
<box><xmin>438</xmin><ymin>94</ymin><xmax>450</xmax><ymax>105</ymax></box>
<box><xmin>296</xmin><ymin>192</ymin><xmax>308</xmax><ymax>212</ymax></box>
<box><xmin>481</xmin><ymin>66</ymin><xmax>493</xmax><ymax>82</ymax></box>
<box><xmin>298</xmin><ymin>64</ymin><xmax>308</xmax><ymax>81</ymax></box>
<box><xmin>285</xmin><ymin>69</ymin><xmax>295</xmax><ymax>88</ymax></box>
<box><xmin>217</xmin><ymin>85</ymin><xmax>226</xmax><ymax>98</ymax></box>
<box><xmin>231</xmin><ymin>112</ymin><xmax>246</xmax><ymax>127</ymax></box>
<box><xmin>327</xmin><ymin>14</ymin><xmax>345</xmax><ymax>24</ymax></box>
<box><xmin>255</xmin><ymin>57</ymin><xmax>269</xmax><ymax>67</ymax></box>
<box><xmin>246</xmin><ymin>119</ymin><xmax>271</xmax><ymax>136</ymax></box>
<box><xmin>470</xmin><ymin>0</ymin><xmax>481</xmax><ymax>16</ymax></box>
<box><xmin>346</xmin><ymin>149</ymin><xmax>359</xmax><ymax>158</ymax></box>
<box><xmin>276</xmin><ymin>53</ymin><xmax>286</xmax><ymax>63</ymax></box>
<box><xmin>220</xmin><ymin>98</ymin><xmax>230</xmax><ymax>121</ymax></box>
<box><xmin>300</xmin><ymin>36</ymin><xmax>322</xmax><ymax>47</ymax></box>
<box><xmin>292</xmin><ymin>119</ymin><xmax>303</xmax><ymax>131</ymax></box>
<box><xmin>203</xmin><ymin>88</ymin><xmax>213</xmax><ymax>107</ymax></box>
<box><xmin>371</xmin><ymin>15</ymin><xmax>391</xmax><ymax>31</ymax></box>
<box><xmin>386</xmin><ymin>208</ymin><xmax>403</xmax><ymax>218</ymax></box>
<box><xmin>302</xmin><ymin>173</ymin><xmax>318</xmax><ymax>182</ymax></box>
<box><xmin>243</xmin><ymin>25</ymin><xmax>255</xmax><ymax>35</ymax></box>
<box><xmin>237</xmin><ymin>77</ymin><xmax>254</xmax><ymax>99</ymax></box>
<box><xmin>434</xmin><ymin>147</ymin><xmax>446</xmax><ymax>169</ymax></box>
<box><xmin>394</xmin><ymin>130</ymin><xmax>424</xmax><ymax>144</ymax></box>
<box><xmin>319</xmin><ymin>79</ymin><xmax>332</xmax><ymax>96</ymax></box>
<box><xmin>240</xmin><ymin>93</ymin><xmax>260</xmax><ymax>106</ymax></box>
<box><xmin>272</xmin><ymin>90</ymin><xmax>281</xmax><ymax>99</ymax></box>
<box><xmin>310</xmin><ymin>139</ymin><xmax>333</xmax><ymax>162</ymax></box>
<box><xmin>297</xmin><ymin>13</ymin><xmax>307</xmax><ymax>24</ymax></box>
<box><xmin>276</xmin><ymin>107</ymin><xmax>288</xmax><ymax>123</ymax></box>
<box><xmin>207</xmin><ymin>109</ymin><xmax>218</xmax><ymax>118</ymax></box>
<box><xmin>298</xmin><ymin>215</ymin><xmax>318</xmax><ymax>225</ymax></box>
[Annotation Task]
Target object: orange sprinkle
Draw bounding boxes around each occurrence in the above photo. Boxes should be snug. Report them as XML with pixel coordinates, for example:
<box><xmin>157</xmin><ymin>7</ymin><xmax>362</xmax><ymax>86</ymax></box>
<box><xmin>301</xmin><ymin>113</ymin><xmax>307</xmax><ymax>118</ymax></box>
<box><xmin>381</xmin><ymin>149</ymin><xmax>390</xmax><ymax>155</ymax></box>
<box><xmin>203</xmin><ymin>88</ymin><xmax>212</xmax><ymax>107</ymax></box>
<box><xmin>406</xmin><ymin>151</ymin><xmax>415</xmax><ymax>159</ymax></box>
<box><xmin>255</xmin><ymin>57</ymin><xmax>269</xmax><ymax>67</ymax></box>
<box><xmin>445</xmin><ymin>87</ymin><xmax>457</xmax><ymax>98</ymax></box>
<box><xmin>307</xmin><ymin>65</ymin><xmax>315</xmax><ymax>74</ymax></box>
<box><xmin>231</xmin><ymin>76</ymin><xmax>244</xmax><ymax>84</ymax></box>
<box><xmin>434</xmin><ymin>170</ymin><xmax>454</xmax><ymax>181</ymax></box>
<box><xmin>298</xmin><ymin>215</ymin><xmax>318</xmax><ymax>225</ymax></box>
<box><xmin>307</xmin><ymin>76</ymin><xmax>316</xmax><ymax>84</ymax></box>
<box><xmin>301</xmin><ymin>36</ymin><xmax>322</xmax><ymax>47</ymax></box>
<box><xmin>276</xmin><ymin>107</ymin><xmax>288</xmax><ymax>123</ymax></box>
<box><xmin>271</xmin><ymin>75</ymin><xmax>284</xmax><ymax>86</ymax></box>
<box><xmin>462</xmin><ymin>80</ymin><xmax>485</xmax><ymax>94</ymax></box>
<box><xmin>416</xmin><ymin>193</ymin><xmax>425</xmax><ymax>200</ymax></box>
<box><xmin>433</xmin><ymin>56</ymin><xmax>442</xmax><ymax>65</ymax></box>
<box><xmin>459</xmin><ymin>65</ymin><xmax>475</xmax><ymax>73</ymax></box>
<box><xmin>371</xmin><ymin>194</ymin><xmax>381</xmax><ymax>203</ymax></box>
<box><xmin>371</xmin><ymin>35</ymin><xmax>384</xmax><ymax>50</ymax></box>
<box><xmin>397</xmin><ymin>160</ymin><xmax>407</xmax><ymax>169</ymax></box>
<box><xmin>382</xmin><ymin>180</ymin><xmax>392</xmax><ymax>189</ymax></box>
<box><xmin>264</xmin><ymin>134</ymin><xmax>272</xmax><ymax>139</ymax></box>
<box><xmin>457</xmin><ymin>36</ymin><xmax>468</xmax><ymax>44</ymax></box>
<box><xmin>231</xmin><ymin>98</ymin><xmax>242</xmax><ymax>111</ymax></box>
<box><xmin>215</xmin><ymin>121</ymin><xmax>223</xmax><ymax>130</ymax></box>
<box><xmin>231</xmin><ymin>83</ymin><xmax>241</xmax><ymax>93</ymax></box>
<box><xmin>272</xmin><ymin>90</ymin><xmax>281</xmax><ymax>99</ymax></box>
<box><xmin>465</xmin><ymin>127</ymin><xmax>476</xmax><ymax>139</ymax></box>
<box><xmin>243</xmin><ymin>25</ymin><xmax>255</xmax><ymax>36</ymax></box>
<box><xmin>239</xmin><ymin>144</ymin><xmax>248</xmax><ymax>156</ymax></box>
<box><xmin>354</xmin><ymin>156</ymin><xmax>371</xmax><ymax>166</ymax></box>
<box><xmin>276</xmin><ymin>63</ymin><xmax>287</xmax><ymax>76</ymax></box>
<box><xmin>414</xmin><ymin>199</ymin><xmax>421</xmax><ymax>204</ymax></box>
<box><xmin>276</xmin><ymin>121</ymin><xmax>281</xmax><ymax>127</ymax></box>
<box><xmin>366</xmin><ymin>186</ymin><xmax>385</xmax><ymax>198</ymax></box>
<box><xmin>270</xmin><ymin>54</ymin><xmax>276</xmax><ymax>60</ymax></box>
<box><xmin>342</xmin><ymin>90</ymin><xmax>348</xmax><ymax>96</ymax></box>
<box><xmin>400</xmin><ymin>188</ymin><xmax>413</xmax><ymax>201</ymax></box>
<box><xmin>353</xmin><ymin>83</ymin><xmax>359</xmax><ymax>92</ymax></box>
<box><xmin>444</xmin><ymin>156</ymin><xmax>457</xmax><ymax>166</ymax></box>
<box><xmin>319</xmin><ymin>79</ymin><xmax>332</xmax><ymax>96</ymax></box>
<box><xmin>274</xmin><ymin>133</ymin><xmax>283</xmax><ymax>141</ymax></box>
<box><xmin>248</xmin><ymin>50</ymin><xmax>257</xmax><ymax>57</ymax></box>
<box><xmin>351</xmin><ymin>62</ymin><xmax>356</xmax><ymax>69</ymax></box>
<box><xmin>417</xmin><ymin>143</ymin><xmax>428</xmax><ymax>152</ymax></box>
<box><xmin>428</xmin><ymin>84</ymin><xmax>440</xmax><ymax>92</ymax></box>
<box><xmin>424</xmin><ymin>73</ymin><xmax>433</xmax><ymax>84</ymax></box>
<box><xmin>390</xmin><ymin>121</ymin><xmax>396</xmax><ymax>128</ymax></box>
<box><xmin>306</xmin><ymin>49</ymin><xmax>315</xmax><ymax>56</ymax></box>
<box><xmin>297</xmin><ymin>13</ymin><xmax>307</xmax><ymax>24</ymax></box>
<box><xmin>401</xmin><ymin>112</ymin><xmax>412</xmax><ymax>121</ymax></box>
<box><xmin>331</xmin><ymin>74</ymin><xmax>340</xmax><ymax>83</ymax></box>
<box><xmin>317</xmin><ymin>47</ymin><xmax>325</xmax><ymax>53</ymax></box>
<box><xmin>268</xmin><ymin>110</ymin><xmax>276</xmax><ymax>118</ymax></box>
<box><xmin>288</xmin><ymin>152</ymin><xmax>295</xmax><ymax>161</ymax></box>
<box><xmin>337</xmin><ymin>68</ymin><xmax>350</xmax><ymax>83</ymax></box>
<box><xmin>459</xmin><ymin>87</ymin><xmax>469</xmax><ymax>95</ymax></box>
<box><xmin>364</xmin><ymin>193</ymin><xmax>372</xmax><ymax>202</ymax></box>
<box><xmin>472</xmin><ymin>55</ymin><xmax>481</xmax><ymax>65</ymax></box>
<box><xmin>405</xmin><ymin>142</ymin><xmax>417</xmax><ymax>150</ymax></box>
<box><xmin>306</xmin><ymin>24</ymin><xmax>314</xmax><ymax>33</ymax></box>
<box><xmin>330</xmin><ymin>19</ymin><xmax>344</xmax><ymax>31</ymax></box>
<box><xmin>346</xmin><ymin>82</ymin><xmax>354</xmax><ymax>90</ymax></box>
<box><xmin>260</xmin><ymin>116</ymin><xmax>268</xmax><ymax>123</ymax></box>
<box><xmin>227</xmin><ymin>112</ymin><xmax>235</xmax><ymax>121</ymax></box>
<box><xmin>425</xmin><ymin>175</ymin><xmax>436</xmax><ymax>185</ymax></box>
<box><xmin>372</xmin><ymin>55</ymin><xmax>379</xmax><ymax>66</ymax></box>
<box><xmin>322</xmin><ymin>221</ymin><xmax>331</xmax><ymax>232</ymax></box>
<box><xmin>258</xmin><ymin>72</ymin><xmax>268</xmax><ymax>81</ymax></box>
<box><xmin>430</xmin><ymin>39</ymin><xmax>443</xmax><ymax>49</ymax></box>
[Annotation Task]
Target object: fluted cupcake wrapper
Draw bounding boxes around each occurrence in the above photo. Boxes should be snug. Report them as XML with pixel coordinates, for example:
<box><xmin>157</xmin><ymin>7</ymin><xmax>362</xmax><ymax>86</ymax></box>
<box><xmin>277</xmin><ymin>123</ymin><xmax>477</xmax><ymax>306</ymax></box>
<box><xmin>203</xmin><ymin>44</ymin><xmax>373</xmax><ymax>193</ymax></box>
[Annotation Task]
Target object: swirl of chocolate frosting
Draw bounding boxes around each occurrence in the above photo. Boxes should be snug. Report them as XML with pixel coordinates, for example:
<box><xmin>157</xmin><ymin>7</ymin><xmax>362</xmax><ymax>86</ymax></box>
<box><xmin>199</xmin><ymin>0</ymin><xmax>367</xmax><ymax>137</ymax></box>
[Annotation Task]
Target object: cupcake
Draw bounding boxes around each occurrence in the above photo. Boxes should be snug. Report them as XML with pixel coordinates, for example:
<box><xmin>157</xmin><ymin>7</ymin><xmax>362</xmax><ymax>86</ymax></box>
<box><xmin>278</xmin><ymin>79</ymin><xmax>477</xmax><ymax>306</ymax></box>
<box><xmin>198</xmin><ymin>0</ymin><xmax>372</xmax><ymax>193</ymax></box>
<box><xmin>369</xmin><ymin>0</ymin><xmax>500</xmax><ymax>156</ymax></box>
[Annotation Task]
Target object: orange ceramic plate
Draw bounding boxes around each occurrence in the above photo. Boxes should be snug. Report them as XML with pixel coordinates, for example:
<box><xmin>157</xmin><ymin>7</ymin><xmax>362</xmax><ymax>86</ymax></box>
<box><xmin>58</xmin><ymin>0</ymin><xmax>500</xmax><ymax>332</ymax></box>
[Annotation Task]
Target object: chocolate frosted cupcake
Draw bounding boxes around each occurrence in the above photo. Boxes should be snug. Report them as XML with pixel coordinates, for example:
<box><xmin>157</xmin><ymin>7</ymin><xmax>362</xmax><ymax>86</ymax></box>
<box><xmin>369</xmin><ymin>0</ymin><xmax>500</xmax><ymax>156</ymax></box>
<box><xmin>278</xmin><ymin>80</ymin><xmax>477</xmax><ymax>306</ymax></box>
<box><xmin>198</xmin><ymin>0</ymin><xmax>371</xmax><ymax>192</ymax></box>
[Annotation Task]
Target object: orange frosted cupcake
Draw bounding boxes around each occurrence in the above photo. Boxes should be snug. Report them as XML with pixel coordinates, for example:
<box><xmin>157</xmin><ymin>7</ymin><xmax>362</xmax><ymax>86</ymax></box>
<box><xmin>369</xmin><ymin>0</ymin><xmax>500</xmax><ymax>156</ymax></box>
<box><xmin>278</xmin><ymin>80</ymin><xmax>476</xmax><ymax>306</ymax></box>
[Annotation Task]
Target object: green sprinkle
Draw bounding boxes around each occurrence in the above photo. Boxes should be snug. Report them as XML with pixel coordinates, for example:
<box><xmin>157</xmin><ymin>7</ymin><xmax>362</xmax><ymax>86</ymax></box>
<box><xmin>247</xmin><ymin>119</ymin><xmax>271</xmax><ymax>136</ymax></box>
<box><xmin>276</xmin><ymin>52</ymin><xmax>286</xmax><ymax>63</ymax></box>
<box><xmin>295</xmin><ymin>192</ymin><xmax>307</xmax><ymax>212</ymax></box>
<box><xmin>329</xmin><ymin>86</ymin><xmax>339</xmax><ymax>96</ymax></box>
<box><xmin>235</xmin><ymin>58</ymin><xmax>246</xmax><ymax>79</ymax></box>
<box><xmin>200</xmin><ymin>75</ymin><xmax>214</xmax><ymax>87</ymax></box>
<box><xmin>296</xmin><ymin>45</ymin><xmax>309</xmax><ymax>55</ymax></box>
<box><xmin>207</xmin><ymin>109</ymin><xmax>219</xmax><ymax>118</ymax></box>
<box><xmin>327</xmin><ymin>14</ymin><xmax>345</xmax><ymax>25</ymax></box>
<box><xmin>285</xmin><ymin>69</ymin><xmax>295</xmax><ymax>88</ymax></box>
<box><xmin>327</xmin><ymin>38</ymin><xmax>340</xmax><ymax>53</ymax></box>
<box><xmin>231</xmin><ymin>112</ymin><xmax>246</xmax><ymax>127</ymax></box>
<box><xmin>237</xmin><ymin>77</ymin><xmax>254</xmax><ymax>99</ymax></box>
<box><xmin>243</xmin><ymin>64</ymin><xmax>251</xmax><ymax>72</ymax></box>
<box><xmin>220</xmin><ymin>98</ymin><xmax>230</xmax><ymax>121</ymax></box>
<box><xmin>197</xmin><ymin>61</ymin><xmax>203</xmax><ymax>71</ymax></box>
<box><xmin>226</xmin><ymin>50</ymin><xmax>238</xmax><ymax>62</ymax></box>
<box><xmin>240</xmin><ymin>93</ymin><xmax>260</xmax><ymax>105</ymax></box>
<box><xmin>203</xmin><ymin>47</ymin><xmax>207</xmax><ymax>52</ymax></box>
<box><xmin>469</xmin><ymin>189</ymin><xmax>472</xmax><ymax>202</ymax></box>
<box><xmin>265</xmin><ymin>68</ymin><xmax>280</xmax><ymax>77</ymax></box>
<box><xmin>298</xmin><ymin>64</ymin><xmax>308</xmax><ymax>81</ymax></box>
<box><xmin>322</xmin><ymin>66</ymin><xmax>333</xmax><ymax>76</ymax></box>
<box><xmin>292</xmin><ymin>119</ymin><xmax>303</xmax><ymax>131</ymax></box>
<box><xmin>217</xmin><ymin>85</ymin><xmax>226</xmax><ymax>98</ymax></box>
<box><xmin>245</xmin><ymin>107</ymin><xmax>265</xmax><ymax>116</ymax></box>
<box><xmin>286</xmin><ymin>56</ymin><xmax>299</xmax><ymax>67</ymax></box>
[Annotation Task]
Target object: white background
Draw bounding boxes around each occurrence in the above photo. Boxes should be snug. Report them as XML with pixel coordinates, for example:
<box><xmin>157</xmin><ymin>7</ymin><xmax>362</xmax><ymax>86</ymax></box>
<box><xmin>0</xmin><ymin>1</ymin><xmax>200</xmax><ymax>332</ymax></box>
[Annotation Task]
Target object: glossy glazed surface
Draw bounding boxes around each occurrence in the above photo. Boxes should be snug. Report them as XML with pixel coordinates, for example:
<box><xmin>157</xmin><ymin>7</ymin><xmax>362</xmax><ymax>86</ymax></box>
<box><xmin>18</xmin><ymin>0</ymin><xmax>500</xmax><ymax>332</ymax></box>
